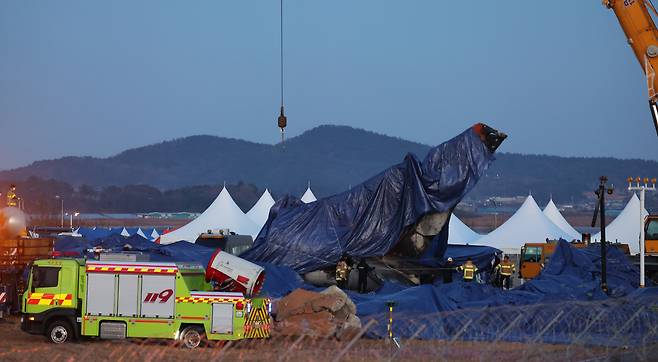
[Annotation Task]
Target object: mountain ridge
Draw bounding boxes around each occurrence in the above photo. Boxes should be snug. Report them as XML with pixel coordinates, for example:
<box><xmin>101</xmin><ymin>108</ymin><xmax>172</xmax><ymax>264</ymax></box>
<box><xmin>1</xmin><ymin>125</ymin><xmax>657</xmax><ymax>205</ymax></box>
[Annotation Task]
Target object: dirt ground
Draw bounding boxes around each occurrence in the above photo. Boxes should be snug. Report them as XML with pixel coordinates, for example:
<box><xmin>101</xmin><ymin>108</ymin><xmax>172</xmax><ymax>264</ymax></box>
<box><xmin>0</xmin><ymin>315</ymin><xmax>636</xmax><ymax>362</ymax></box>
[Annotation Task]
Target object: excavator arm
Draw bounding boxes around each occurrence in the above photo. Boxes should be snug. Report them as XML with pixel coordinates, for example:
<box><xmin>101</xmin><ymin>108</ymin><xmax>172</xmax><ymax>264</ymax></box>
<box><xmin>605</xmin><ymin>0</ymin><xmax>658</xmax><ymax>135</ymax></box>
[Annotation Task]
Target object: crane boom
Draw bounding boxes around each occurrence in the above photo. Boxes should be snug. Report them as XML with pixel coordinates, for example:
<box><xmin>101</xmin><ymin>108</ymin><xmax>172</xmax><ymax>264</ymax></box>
<box><xmin>605</xmin><ymin>0</ymin><xmax>658</xmax><ymax>135</ymax></box>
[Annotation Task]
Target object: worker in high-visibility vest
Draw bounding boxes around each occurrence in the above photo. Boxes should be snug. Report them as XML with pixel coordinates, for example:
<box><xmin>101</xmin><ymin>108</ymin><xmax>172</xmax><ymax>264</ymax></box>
<box><xmin>458</xmin><ymin>258</ymin><xmax>478</xmax><ymax>282</ymax></box>
<box><xmin>495</xmin><ymin>255</ymin><xmax>516</xmax><ymax>290</ymax></box>
<box><xmin>442</xmin><ymin>257</ymin><xmax>455</xmax><ymax>284</ymax></box>
<box><xmin>335</xmin><ymin>255</ymin><xmax>351</xmax><ymax>289</ymax></box>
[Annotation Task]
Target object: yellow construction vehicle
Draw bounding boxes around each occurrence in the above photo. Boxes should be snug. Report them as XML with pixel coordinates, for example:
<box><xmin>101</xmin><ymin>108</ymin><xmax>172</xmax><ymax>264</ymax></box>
<box><xmin>519</xmin><ymin>240</ymin><xmax>589</xmax><ymax>280</ymax></box>
<box><xmin>644</xmin><ymin>215</ymin><xmax>658</xmax><ymax>252</ymax></box>
<box><xmin>635</xmin><ymin>215</ymin><xmax>658</xmax><ymax>281</ymax></box>
<box><xmin>605</xmin><ymin>0</ymin><xmax>658</xmax><ymax>135</ymax></box>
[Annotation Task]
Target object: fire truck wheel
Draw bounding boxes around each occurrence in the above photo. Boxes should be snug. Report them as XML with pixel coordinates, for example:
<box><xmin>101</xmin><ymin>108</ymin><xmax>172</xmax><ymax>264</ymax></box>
<box><xmin>180</xmin><ymin>326</ymin><xmax>205</xmax><ymax>349</ymax></box>
<box><xmin>47</xmin><ymin>320</ymin><xmax>72</xmax><ymax>344</ymax></box>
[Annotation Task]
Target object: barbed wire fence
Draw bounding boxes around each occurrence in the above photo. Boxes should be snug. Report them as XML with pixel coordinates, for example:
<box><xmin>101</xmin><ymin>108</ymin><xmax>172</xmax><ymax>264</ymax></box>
<box><xmin>3</xmin><ymin>297</ymin><xmax>658</xmax><ymax>362</ymax></box>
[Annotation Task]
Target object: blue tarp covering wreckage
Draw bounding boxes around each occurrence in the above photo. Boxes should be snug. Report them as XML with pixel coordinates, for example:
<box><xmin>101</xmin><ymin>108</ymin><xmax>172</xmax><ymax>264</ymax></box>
<box><xmin>53</xmin><ymin>235</ymin><xmax>656</xmax><ymax>345</ymax></box>
<box><xmin>349</xmin><ymin>241</ymin><xmax>640</xmax><ymax>318</ymax></box>
<box><xmin>241</xmin><ymin>125</ymin><xmax>499</xmax><ymax>273</ymax></box>
<box><xmin>351</xmin><ymin>241</ymin><xmax>653</xmax><ymax>345</ymax></box>
<box><xmin>52</xmin><ymin>236</ymin><xmax>643</xmax><ymax>309</ymax></box>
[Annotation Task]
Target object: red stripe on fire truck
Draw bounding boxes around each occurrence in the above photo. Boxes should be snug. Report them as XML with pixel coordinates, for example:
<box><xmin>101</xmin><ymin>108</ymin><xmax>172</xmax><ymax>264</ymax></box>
<box><xmin>86</xmin><ymin>265</ymin><xmax>177</xmax><ymax>275</ymax></box>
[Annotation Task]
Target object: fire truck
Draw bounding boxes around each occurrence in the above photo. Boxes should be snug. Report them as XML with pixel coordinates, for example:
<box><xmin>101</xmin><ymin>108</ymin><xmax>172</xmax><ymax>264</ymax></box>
<box><xmin>20</xmin><ymin>250</ymin><xmax>271</xmax><ymax>348</ymax></box>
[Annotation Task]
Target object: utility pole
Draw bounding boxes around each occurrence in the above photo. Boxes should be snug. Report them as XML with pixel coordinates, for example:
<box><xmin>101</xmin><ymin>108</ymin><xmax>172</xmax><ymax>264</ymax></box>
<box><xmin>628</xmin><ymin>177</ymin><xmax>657</xmax><ymax>288</ymax></box>
<box><xmin>55</xmin><ymin>195</ymin><xmax>64</xmax><ymax>228</ymax></box>
<box><xmin>65</xmin><ymin>212</ymin><xmax>79</xmax><ymax>230</ymax></box>
<box><xmin>592</xmin><ymin>176</ymin><xmax>613</xmax><ymax>294</ymax></box>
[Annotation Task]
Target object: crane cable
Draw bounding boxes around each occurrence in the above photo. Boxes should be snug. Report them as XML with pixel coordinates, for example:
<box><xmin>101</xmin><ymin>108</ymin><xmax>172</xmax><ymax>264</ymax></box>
<box><xmin>277</xmin><ymin>0</ymin><xmax>287</xmax><ymax>144</ymax></box>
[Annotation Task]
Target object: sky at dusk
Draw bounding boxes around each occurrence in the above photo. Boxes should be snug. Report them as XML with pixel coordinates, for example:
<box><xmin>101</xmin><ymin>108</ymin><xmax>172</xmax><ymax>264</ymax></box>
<box><xmin>1</xmin><ymin>1</ymin><xmax>657</xmax><ymax>170</ymax></box>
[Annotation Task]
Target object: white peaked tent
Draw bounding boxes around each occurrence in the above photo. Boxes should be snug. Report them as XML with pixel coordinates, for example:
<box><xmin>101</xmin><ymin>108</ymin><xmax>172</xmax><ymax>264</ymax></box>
<box><xmin>448</xmin><ymin>215</ymin><xmax>480</xmax><ymax>244</ymax></box>
<box><xmin>247</xmin><ymin>189</ymin><xmax>276</xmax><ymax>229</ymax></box>
<box><xmin>120</xmin><ymin>227</ymin><xmax>130</xmax><ymax>237</ymax></box>
<box><xmin>150</xmin><ymin>229</ymin><xmax>160</xmax><ymax>241</ymax></box>
<box><xmin>474</xmin><ymin>195</ymin><xmax>573</xmax><ymax>254</ymax></box>
<box><xmin>159</xmin><ymin>187</ymin><xmax>260</xmax><ymax>244</ymax></box>
<box><xmin>301</xmin><ymin>187</ymin><xmax>317</xmax><ymax>203</ymax></box>
<box><xmin>543</xmin><ymin>199</ymin><xmax>581</xmax><ymax>240</ymax></box>
<box><xmin>592</xmin><ymin>194</ymin><xmax>649</xmax><ymax>255</ymax></box>
<box><xmin>136</xmin><ymin>228</ymin><xmax>148</xmax><ymax>239</ymax></box>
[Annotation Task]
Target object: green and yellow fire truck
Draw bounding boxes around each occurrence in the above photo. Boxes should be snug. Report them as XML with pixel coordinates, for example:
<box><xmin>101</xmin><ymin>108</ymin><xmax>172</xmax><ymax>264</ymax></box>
<box><xmin>20</xmin><ymin>259</ymin><xmax>270</xmax><ymax>348</ymax></box>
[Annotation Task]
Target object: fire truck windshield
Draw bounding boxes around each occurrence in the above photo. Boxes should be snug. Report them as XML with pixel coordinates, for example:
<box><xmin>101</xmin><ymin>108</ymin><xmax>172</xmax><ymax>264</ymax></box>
<box><xmin>32</xmin><ymin>266</ymin><xmax>60</xmax><ymax>289</ymax></box>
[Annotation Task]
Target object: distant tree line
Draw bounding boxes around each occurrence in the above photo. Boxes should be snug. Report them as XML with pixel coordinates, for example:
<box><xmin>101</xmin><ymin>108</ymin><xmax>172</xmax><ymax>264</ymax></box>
<box><xmin>0</xmin><ymin>171</ymin><xmax>655</xmax><ymax>216</ymax></box>
<box><xmin>0</xmin><ymin>177</ymin><xmax>264</xmax><ymax>214</ymax></box>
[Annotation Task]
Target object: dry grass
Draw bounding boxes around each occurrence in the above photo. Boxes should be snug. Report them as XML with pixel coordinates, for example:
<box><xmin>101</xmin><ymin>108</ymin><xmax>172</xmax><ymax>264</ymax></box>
<box><xmin>0</xmin><ymin>316</ymin><xmax>647</xmax><ymax>362</ymax></box>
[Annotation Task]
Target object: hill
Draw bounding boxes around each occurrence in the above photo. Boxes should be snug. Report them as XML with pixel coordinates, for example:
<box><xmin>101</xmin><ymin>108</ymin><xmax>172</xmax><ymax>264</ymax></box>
<box><xmin>1</xmin><ymin>125</ymin><xmax>656</xmax><ymax>210</ymax></box>
<box><xmin>0</xmin><ymin>125</ymin><xmax>430</xmax><ymax>197</ymax></box>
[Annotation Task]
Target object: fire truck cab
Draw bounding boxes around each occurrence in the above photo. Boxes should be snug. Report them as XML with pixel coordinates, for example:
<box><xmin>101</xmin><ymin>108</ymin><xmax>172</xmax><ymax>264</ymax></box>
<box><xmin>20</xmin><ymin>258</ymin><xmax>270</xmax><ymax>348</ymax></box>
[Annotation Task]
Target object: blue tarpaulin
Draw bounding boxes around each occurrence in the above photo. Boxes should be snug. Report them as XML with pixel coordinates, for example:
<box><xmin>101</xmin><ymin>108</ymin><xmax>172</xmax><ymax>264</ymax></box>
<box><xmin>54</xmin><ymin>234</ymin><xmax>307</xmax><ymax>298</ymax></box>
<box><xmin>78</xmin><ymin>227</ymin><xmax>113</xmax><ymax>241</ymax></box>
<box><xmin>256</xmin><ymin>262</ymin><xmax>306</xmax><ymax>298</ymax></box>
<box><xmin>242</xmin><ymin>126</ymin><xmax>496</xmax><ymax>273</ymax></box>
<box><xmin>54</xmin><ymin>234</ymin><xmax>217</xmax><ymax>265</ymax></box>
<box><xmin>350</xmin><ymin>241</ymin><xmax>640</xmax><ymax>318</ymax></box>
<box><xmin>53</xmin><ymin>235</ymin><xmax>655</xmax><ymax>345</ymax></box>
<box><xmin>332</xmin><ymin>241</ymin><xmax>653</xmax><ymax>346</ymax></box>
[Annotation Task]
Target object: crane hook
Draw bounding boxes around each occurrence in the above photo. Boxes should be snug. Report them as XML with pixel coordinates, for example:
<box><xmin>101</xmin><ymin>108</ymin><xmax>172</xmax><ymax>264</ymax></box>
<box><xmin>278</xmin><ymin>106</ymin><xmax>287</xmax><ymax>144</ymax></box>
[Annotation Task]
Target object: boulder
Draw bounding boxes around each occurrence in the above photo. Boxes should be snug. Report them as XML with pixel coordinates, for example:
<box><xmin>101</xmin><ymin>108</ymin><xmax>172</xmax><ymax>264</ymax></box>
<box><xmin>275</xmin><ymin>288</ymin><xmax>321</xmax><ymax>321</ymax></box>
<box><xmin>273</xmin><ymin>287</ymin><xmax>361</xmax><ymax>339</ymax></box>
<box><xmin>336</xmin><ymin>314</ymin><xmax>362</xmax><ymax>341</ymax></box>
<box><xmin>275</xmin><ymin>311</ymin><xmax>336</xmax><ymax>338</ymax></box>
<box><xmin>320</xmin><ymin>285</ymin><xmax>355</xmax><ymax>314</ymax></box>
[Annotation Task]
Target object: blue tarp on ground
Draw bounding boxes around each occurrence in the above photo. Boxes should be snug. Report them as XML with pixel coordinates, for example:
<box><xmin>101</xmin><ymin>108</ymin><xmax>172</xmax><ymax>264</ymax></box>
<box><xmin>54</xmin><ymin>235</ymin><xmax>217</xmax><ymax>266</ymax></box>
<box><xmin>78</xmin><ymin>227</ymin><xmax>113</xmax><ymax>241</ymax></box>
<box><xmin>256</xmin><ymin>262</ymin><xmax>306</xmax><ymax>298</ymax></box>
<box><xmin>242</xmin><ymin>126</ymin><xmax>496</xmax><ymax>273</ymax></box>
<box><xmin>76</xmin><ymin>227</ymin><xmax>94</xmax><ymax>236</ymax></box>
<box><xmin>109</xmin><ymin>227</ymin><xmax>124</xmax><ymax>235</ymax></box>
<box><xmin>350</xmin><ymin>241</ymin><xmax>639</xmax><ymax>318</ymax></box>
<box><xmin>349</xmin><ymin>240</ymin><xmax>647</xmax><ymax>343</ymax></box>
<box><xmin>53</xmin><ymin>235</ymin><xmax>656</xmax><ymax>345</ymax></box>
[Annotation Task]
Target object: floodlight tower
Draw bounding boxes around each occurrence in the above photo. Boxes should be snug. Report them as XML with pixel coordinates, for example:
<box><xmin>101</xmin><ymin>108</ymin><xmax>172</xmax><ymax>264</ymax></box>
<box><xmin>628</xmin><ymin>176</ymin><xmax>657</xmax><ymax>288</ymax></box>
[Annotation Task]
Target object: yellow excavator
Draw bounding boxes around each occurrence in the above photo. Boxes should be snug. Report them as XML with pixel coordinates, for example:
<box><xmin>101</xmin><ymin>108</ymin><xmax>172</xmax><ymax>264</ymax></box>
<box><xmin>604</xmin><ymin>0</ymin><xmax>658</xmax><ymax>135</ymax></box>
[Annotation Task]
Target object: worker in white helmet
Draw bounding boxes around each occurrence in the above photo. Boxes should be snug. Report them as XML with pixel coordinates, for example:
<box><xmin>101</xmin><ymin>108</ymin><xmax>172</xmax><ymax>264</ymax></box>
<box><xmin>442</xmin><ymin>257</ymin><xmax>455</xmax><ymax>284</ymax></box>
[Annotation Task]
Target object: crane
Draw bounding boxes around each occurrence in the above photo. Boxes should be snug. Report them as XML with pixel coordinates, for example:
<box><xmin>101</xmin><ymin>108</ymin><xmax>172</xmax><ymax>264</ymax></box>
<box><xmin>605</xmin><ymin>0</ymin><xmax>658</xmax><ymax>135</ymax></box>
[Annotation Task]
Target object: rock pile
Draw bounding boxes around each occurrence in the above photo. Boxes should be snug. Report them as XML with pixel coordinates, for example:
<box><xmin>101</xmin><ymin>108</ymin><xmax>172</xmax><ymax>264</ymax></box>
<box><xmin>273</xmin><ymin>286</ymin><xmax>361</xmax><ymax>339</ymax></box>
